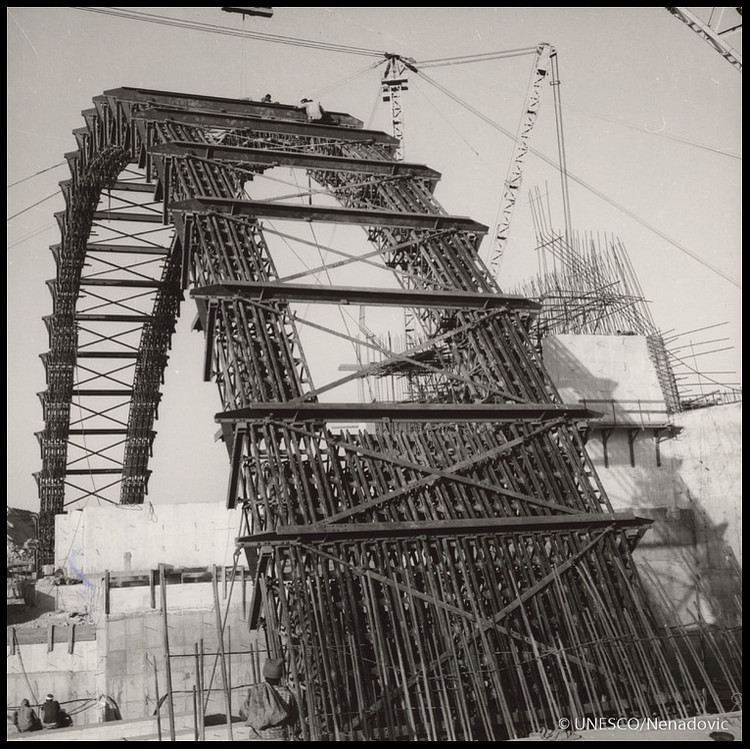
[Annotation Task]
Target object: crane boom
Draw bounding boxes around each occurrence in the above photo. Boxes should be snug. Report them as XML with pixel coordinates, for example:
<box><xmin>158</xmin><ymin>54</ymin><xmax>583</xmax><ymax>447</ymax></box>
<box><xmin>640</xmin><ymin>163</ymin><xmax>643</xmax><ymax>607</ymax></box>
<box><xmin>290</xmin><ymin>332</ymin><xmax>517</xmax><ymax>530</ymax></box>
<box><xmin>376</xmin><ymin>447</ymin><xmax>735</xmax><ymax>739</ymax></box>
<box><xmin>489</xmin><ymin>43</ymin><xmax>553</xmax><ymax>280</ymax></box>
<box><xmin>665</xmin><ymin>7</ymin><xmax>742</xmax><ymax>72</ymax></box>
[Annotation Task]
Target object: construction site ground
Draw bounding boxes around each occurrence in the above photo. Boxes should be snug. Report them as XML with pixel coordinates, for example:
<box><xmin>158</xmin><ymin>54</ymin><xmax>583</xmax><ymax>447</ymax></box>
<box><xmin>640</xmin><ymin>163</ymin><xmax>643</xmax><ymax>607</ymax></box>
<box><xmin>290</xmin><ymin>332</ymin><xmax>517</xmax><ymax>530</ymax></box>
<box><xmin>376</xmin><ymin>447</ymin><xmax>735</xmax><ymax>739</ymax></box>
<box><xmin>6</xmin><ymin>711</ymin><xmax>742</xmax><ymax>742</ymax></box>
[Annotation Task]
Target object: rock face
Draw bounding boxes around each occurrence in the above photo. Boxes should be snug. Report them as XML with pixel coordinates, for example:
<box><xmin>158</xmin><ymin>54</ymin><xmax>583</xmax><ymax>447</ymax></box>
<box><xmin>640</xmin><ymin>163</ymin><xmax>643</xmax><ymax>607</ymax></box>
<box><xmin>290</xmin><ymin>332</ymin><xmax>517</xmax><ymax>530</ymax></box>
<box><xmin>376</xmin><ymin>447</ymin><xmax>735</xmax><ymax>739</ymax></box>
<box><xmin>7</xmin><ymin>506</ymin><xmax>38</xmax><ymax>563</ymax></box>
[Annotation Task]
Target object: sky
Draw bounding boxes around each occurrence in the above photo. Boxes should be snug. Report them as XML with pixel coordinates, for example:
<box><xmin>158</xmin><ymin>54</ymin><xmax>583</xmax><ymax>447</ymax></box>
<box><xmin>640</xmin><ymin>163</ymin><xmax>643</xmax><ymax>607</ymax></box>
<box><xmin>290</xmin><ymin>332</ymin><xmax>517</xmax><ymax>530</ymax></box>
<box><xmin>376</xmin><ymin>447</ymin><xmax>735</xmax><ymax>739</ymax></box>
<box><xmin>7</xmin><ymin>7</ymin><xmax>742</xmax><ymax>513</ymax></box>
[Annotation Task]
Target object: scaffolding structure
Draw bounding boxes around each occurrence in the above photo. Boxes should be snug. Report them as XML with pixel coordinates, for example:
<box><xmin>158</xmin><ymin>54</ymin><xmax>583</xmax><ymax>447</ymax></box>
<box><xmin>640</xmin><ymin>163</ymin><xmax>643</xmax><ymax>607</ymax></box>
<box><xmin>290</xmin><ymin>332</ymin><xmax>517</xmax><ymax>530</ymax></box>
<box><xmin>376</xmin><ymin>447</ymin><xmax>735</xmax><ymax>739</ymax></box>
<box><xmin>36</xmin><ymin>89</ymin><xmax>740</xmax><ymax>739</ymax></box>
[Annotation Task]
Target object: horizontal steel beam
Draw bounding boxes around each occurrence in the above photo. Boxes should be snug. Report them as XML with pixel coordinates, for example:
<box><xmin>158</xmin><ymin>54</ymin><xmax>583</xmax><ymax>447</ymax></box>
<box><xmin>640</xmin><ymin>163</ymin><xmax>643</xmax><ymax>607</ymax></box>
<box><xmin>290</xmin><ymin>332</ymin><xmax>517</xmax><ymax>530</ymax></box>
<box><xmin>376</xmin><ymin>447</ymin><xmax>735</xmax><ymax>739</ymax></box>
<box><xmin>191</xmin><ymin>280</ymin><xmax>539</xmax><ymax>311</ymax></box>
<box><xmin>92</xmin><ymin>210</ymin><xmax>163</xmax><ymax>224</ymax></box>
<box><xmin>84</xmin><ymin>244</ymin><xmax>169</xmax><ymax>255</ymax></box>
<box><xmin>67</xmin><ymin>429</ymin><xmax>131</xmax><ymax>435</ymax></box>
<box><xmin>171</xmin><ymin>198</ymin><xmax>488</xmax><ymax>233</ymax></box>
<box><xmin>75</xmin><ymin>352</ymin><xmax>140</xmax><ymax>359</ymax></box>
<box><xmin>108</xmin><ymin>181</ymin><xmax>156</xmax><ymax>193</ymax></box>
<box><xmin>75</xmin><ymin>314</ymin><xmax>153</xmax><ymax>322</ymax></box>
<box><xmin>134</xmin><ymin>108</ymin><xmax>398</xmax><ymax>146</ymax></box>
<box><xmin>238</xmin><ymin>512</ymin><xmax>652</xmax><ymax>545</ymax></box>
<box><xmin>80</xmin><ymin>278</ymin><xmax>161</xmax><ymax>288</ymax></box>
<box><xmin>104</xmin><ymin>86</ymin><xmax>364</xmax><ymax>128</ymax></box>
<box><xmin>65</xmin><ymin>468</ymin><xmax>123</xmax><ymax>476</ymax></box>
<box><xmin>217</xmin><ymin>402</ymin><xmax>598</xmax><ymax>423</ymax></box>
<box><xmin>71</xmin><ymin>389</ymin><xmax>135</xmax><ymax>397</ymax></box>
<box><xmin>151</xmin><ymin>142</ymin><xmax>440</xmax><ymax>180</ymax></box>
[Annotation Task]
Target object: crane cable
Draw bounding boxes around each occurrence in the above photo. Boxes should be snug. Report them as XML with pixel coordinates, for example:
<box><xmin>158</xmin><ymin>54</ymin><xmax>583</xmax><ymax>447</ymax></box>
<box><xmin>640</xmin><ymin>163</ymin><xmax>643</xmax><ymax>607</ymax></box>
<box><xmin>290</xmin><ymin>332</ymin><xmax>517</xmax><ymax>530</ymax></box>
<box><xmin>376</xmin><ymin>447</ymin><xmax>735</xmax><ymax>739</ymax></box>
<box><xmin>71</xmin><ymin>7</ymin><xmax>386</xmax><ymax>57</ymax></box>
<box><xmin>412</xmin><ymin>67</ymin><xmax>740</xmax><ymax>290</ymax></box>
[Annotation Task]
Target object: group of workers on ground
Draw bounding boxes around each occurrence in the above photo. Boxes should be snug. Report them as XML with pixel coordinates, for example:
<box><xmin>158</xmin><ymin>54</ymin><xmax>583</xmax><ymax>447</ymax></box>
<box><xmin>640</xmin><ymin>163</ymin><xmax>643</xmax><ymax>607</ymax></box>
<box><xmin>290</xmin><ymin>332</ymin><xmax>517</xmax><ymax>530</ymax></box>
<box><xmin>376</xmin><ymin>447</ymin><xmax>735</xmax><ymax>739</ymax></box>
<box><xmin>12</xmin><ymin>694</ymin><xmax>71</xmax><ymax>733</ymax></box>
<box><xmin>12</xmin><ymin>662</ymin><xmax>296</xmax><ymax>740</ymax></box>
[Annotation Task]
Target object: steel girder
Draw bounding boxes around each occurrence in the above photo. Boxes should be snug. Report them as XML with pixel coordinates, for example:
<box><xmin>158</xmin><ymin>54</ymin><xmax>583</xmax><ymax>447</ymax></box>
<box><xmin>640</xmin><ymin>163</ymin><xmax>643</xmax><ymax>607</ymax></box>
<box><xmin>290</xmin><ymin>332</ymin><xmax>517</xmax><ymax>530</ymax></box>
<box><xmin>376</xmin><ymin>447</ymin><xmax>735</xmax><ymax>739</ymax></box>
<box><xmin>38</xmin><ymin>88</ymin><xmax>738</xmax><ymax>739</ymax></box>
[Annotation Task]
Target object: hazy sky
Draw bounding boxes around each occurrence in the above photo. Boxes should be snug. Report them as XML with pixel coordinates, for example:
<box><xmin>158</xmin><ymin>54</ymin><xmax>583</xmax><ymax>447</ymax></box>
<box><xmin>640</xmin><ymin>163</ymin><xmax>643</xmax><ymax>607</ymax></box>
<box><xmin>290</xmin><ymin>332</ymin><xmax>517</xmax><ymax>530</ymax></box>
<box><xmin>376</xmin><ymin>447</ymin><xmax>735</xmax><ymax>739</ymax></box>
<box><xmin>7</xmin><ymin>7</ymin><xmax>742</xmax><ymax>513</ymax></box>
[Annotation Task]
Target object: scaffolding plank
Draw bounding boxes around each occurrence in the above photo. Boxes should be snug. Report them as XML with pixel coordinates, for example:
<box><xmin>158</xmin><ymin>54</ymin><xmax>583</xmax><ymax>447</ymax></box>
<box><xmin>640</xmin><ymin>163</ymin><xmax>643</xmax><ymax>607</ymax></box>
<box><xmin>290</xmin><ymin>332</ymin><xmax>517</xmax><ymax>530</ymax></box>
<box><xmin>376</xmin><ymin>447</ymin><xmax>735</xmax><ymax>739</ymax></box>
<box><xmin>191</xmin><ymin>280</ymin><xmax>538</xmax><ymax>311</ymax></box>
<box><xmin>152</xmin><ymin>142</ymin><xmax>440</xmax><ymax>179</ymax></box>
<box><xmin>238</xmin><ymin>512</ymin><xmax>651</xmax><ymax>545</ymax></box>
<box><xmin>171</xmin><ymin>197</ymin><xmax>488</xmax><ymax>233</ymax></box>
<box><xmin>85</xmin><ymin>244</ymin><xmax>170</xmax><ymax>255</ymax></box>
<box><xmin>104</xmin><ymin>86</ymin><xmax>364</xmax><ymax>128</ymax></box>
<box><xmin>217</xmin><ymin>402</ymin><xmax>597</xmax><ymax>423</ymax></box>
<box><xmin>133</xmin><ymin>107</ymin><xmax>395</xmax><ymax>145</ymax></box>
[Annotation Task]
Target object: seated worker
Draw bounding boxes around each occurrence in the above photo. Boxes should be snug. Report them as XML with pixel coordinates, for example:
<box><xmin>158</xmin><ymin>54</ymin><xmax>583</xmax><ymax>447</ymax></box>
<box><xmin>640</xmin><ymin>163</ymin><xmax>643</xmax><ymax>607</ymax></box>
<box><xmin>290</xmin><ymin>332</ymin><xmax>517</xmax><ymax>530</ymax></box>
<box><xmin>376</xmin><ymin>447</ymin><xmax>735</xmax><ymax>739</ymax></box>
<box><xmin>41</xmin><ymin>694</ymin><xmax>70</xmax><ymax>729</ymax></box>
<box><xmin>13</xmin><ymin>699</ymin><xmax>41</xmax><ymax>733</ymax></box>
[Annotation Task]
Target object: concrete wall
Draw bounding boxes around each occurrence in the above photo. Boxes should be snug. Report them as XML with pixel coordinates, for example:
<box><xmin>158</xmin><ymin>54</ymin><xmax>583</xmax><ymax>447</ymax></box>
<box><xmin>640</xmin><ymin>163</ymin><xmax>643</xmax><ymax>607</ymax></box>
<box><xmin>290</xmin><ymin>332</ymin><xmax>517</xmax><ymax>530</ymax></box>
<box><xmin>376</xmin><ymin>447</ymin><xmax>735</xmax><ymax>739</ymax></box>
<box><xmin>671</xmin><ymin>403</ymin><xmax>742</xmax><ymax>566</ymax></box>
<box><xmin>543</xmin><ymin>334</ymin><xmax>669</xmax><ymax>425</ymax></box>
<box><xmin>54</xmin><ymin>576</ymin><xmax>251</xmax><ymax>617</ymax></box>
<box><xmin>582</xmin><ymin>405</ymin><xmax>741</xmax><ymax>626</ymax></box>
<box><xmin>102</xmin><ymin>605</ymin><xmax>264</xmax><ymax>721</ymax></box>
<box><xmin>8</xmin><ymin>593</ymin><xmax>265</xmax><ymax>725</ymax></box>
<box><xmin>542</xmin><ymin>334</ymin><xmax>741</xmax><ymax>626</ymax></box>
<box><xmin>7</xmin><ymin>640</ymin><xmax>100</xmax><ymax>726</ymax></box>
<box><xmin>55</xmin><ymin>503</ymin><xmax>244</xmax><ymax>575</ymax></box>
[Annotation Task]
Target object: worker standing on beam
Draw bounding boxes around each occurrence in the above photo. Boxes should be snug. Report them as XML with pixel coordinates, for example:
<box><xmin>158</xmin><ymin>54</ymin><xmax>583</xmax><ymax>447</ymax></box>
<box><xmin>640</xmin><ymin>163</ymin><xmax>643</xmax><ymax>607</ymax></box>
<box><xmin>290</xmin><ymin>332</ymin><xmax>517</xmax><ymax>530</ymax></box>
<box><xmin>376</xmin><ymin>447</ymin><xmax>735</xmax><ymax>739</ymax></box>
<box><xmin>297</xmin><ymin>97</ymin><xmax>329</xmax><ymax>123</ymax></box>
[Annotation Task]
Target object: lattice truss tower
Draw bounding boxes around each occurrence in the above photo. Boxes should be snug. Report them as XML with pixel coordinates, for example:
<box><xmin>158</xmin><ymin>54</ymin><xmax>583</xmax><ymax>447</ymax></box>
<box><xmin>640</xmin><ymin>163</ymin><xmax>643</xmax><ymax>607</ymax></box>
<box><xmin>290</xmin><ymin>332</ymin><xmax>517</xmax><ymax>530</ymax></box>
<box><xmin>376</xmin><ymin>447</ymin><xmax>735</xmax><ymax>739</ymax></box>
<box><xmin>36</xmin><ymin>89</ymin><xmax>738</xmax><ymax>740</ymax></box>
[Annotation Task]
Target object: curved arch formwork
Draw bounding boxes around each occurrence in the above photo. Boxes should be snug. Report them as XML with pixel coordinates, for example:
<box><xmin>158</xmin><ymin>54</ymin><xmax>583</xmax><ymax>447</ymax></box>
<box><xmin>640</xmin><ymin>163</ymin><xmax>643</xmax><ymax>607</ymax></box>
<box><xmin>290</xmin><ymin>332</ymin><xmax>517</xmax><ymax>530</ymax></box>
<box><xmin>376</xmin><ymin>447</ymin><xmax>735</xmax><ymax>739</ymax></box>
<box><xmin>38</xmin><ymin>88</ymin><xmax>739</xmax><ymax>739</ymax></box>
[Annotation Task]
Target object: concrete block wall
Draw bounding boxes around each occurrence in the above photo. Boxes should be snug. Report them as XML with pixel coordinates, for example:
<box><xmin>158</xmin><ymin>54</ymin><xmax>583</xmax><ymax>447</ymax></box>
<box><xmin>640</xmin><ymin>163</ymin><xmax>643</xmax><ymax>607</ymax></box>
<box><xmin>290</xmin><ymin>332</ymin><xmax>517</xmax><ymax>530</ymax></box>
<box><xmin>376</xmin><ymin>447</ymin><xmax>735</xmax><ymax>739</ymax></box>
<box><xmin>583</xmin><ymin>412</ymin><xmax>741</xmax><ymax>625</ymax></box>
<box><xmin>103</xmin><ymin>606</ymin><xmax>265</xmax><ymax>721</ymax></box>
<box><xmin>542</xmin><ymin>335</ymin><xmax>741</xmax><ymax>626</ymax></box>
<box><xmin>6</xmin><ymin>640</ymin><xmax>100</xmax><ymax>726</ymax></box>
<box><xmin>55</xmin><ymin>578</ymin><xmax>235</xmax><ymax>617</ymax></box>
<box><xmin>543</xmin><ymin>334</ymin><xmax>669</xmax><ymax>425</ymax></box>
<box><xmin>55</xmin><ymin>503</ymin><xmax>244</xmax><ymax>576</ymax></box>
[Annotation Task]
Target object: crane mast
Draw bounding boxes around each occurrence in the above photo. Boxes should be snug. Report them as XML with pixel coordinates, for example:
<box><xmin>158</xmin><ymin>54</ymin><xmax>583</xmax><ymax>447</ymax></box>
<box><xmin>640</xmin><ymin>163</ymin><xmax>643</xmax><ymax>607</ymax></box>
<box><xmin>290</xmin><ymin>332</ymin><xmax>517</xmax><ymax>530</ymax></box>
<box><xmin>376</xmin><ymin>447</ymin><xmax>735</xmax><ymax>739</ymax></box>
<box><xmin>381</xmin><ymin>53</ymin><xmax>416</xmax><ymax>162</ymax></box>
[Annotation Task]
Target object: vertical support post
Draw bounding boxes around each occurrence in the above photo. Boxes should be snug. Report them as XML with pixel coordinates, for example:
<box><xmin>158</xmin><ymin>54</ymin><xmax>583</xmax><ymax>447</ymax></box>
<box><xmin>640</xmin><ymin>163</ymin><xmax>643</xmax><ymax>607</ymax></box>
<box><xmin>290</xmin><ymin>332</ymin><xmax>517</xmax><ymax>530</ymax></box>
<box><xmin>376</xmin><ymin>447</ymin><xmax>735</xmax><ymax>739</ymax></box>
<box><xmin>240</xmin><ymin>566</ymin><xmax>246</xmax><ymax>620</ymax></box>
<box><xmin>152</xmin><ymin>654</ymin><xmax>163</xmax><ymax>742</ymax></box>
<box><xmin>212</xmin><ymin>567</ymin><xmax>234</xmax><ymax>740</ymax></box>
<box><xmin>195</xmin><ymin>642</ymin><xmax>205</xmax><ymax>741</ymax></box>
<box><xmin>227</xmin><ymin>625</ymin><xmax>233</xmax><ymax>719</ymax></box>
<box><xmin>47</xmin><ymin>624</ymin><xmax>54</xmax><ymax>653</ymax></box>
<box><xmin>149</xmin><ymin>569</ymin><xmax>156</xmax><ymax>609</ymax></box>
<box><xmin>159</xmin><ymin>564</ymin><xmax>176</xmax><ymax>742</ymax></box>
<box><xmin>67</xmin><ymin>623</ymin><xmax>75</xmax><ymax>655</ymax></box>
<box><xmin>192</xmin><ymin>686</ymin><xmax>198</xmax><ymax>741</ymax></box>
<box><xmin>161</xmin><ymin>157</ymin><xmax>171</xmax><ymax>224</ymax></box>
<box><xmin>180</xmin><ymin>214</ymin><xmax>193</xmax><ymax>290</ymax></box>
<box><xmin>601</xmin><ymin>429</ymin><xmax>613</xmax><ymax>469</ymax></box>
<box><xmin>104</xmin><ymin>569</ymin><xmax>111</xmax><ymax>615</ymax></box>
<box><xmin>627</xmin><ymin>429</ymin><xmax>638</xmax><ymax>468</ymax></box>
<box><xmin>200</xmin><ymin>638</ymin><xmax>208</xmax><ymax>713</ymax></box>
<box><xmin>148</xmin><ymin>570</ymin><xmax>156</xmax><ymax>609</ymax></box>
<box><xmin>203</xmin><ymin>302</ymin><xmax>217</xmax><ymax>383</ymax></box>
<box><xmin>226</xmin><ymin>426</ymin><xmax>245</xmax><ymax>509</ymax></box>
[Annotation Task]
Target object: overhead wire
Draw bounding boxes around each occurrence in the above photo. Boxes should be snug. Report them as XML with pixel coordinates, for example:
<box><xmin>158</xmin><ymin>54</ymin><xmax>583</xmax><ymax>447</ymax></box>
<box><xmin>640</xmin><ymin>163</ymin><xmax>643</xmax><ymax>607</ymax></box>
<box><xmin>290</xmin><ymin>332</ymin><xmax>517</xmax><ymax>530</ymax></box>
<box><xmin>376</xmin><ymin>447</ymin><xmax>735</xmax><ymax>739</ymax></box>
<box><xmin>7</xmin><ymin>161</ymin><xmax>66</xmax><ymax>189</ymax></box>
<box><xmin>412</xmin><ymin>67</ymin><xmax>741</xmax><ymax>290</ymax></box>
<box><xmin>309</xmin><ymin>59</ymin><xmax>386</xmax><ymax>100</ymax></box>
<box><xmin>568</xmin><ymin>108</ymin><xmax>742</xmax><ymax>161</ymax></box>
<box><xmin>417</xmin><ymin>47</ymin><xmax>538</xmax><ymax>67</ymax></box>
<box><xmin>409</xmin><ymin>77</ymin><xmax>481</xmax><ymax>157</ymax></box>
<box><xmin>7</xmin><ymin>191</ymin><xmax>60</xmax><ymax>222</ymax></box>
<box><xmin>8</xmin><ymin>222</ymin><xmax>55</xmax><ymax>249</ymax></box>
<box><xmin>71</xmin><ymin>7</ymin><xmax>386</xmax><ymax>57</ymax></box>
